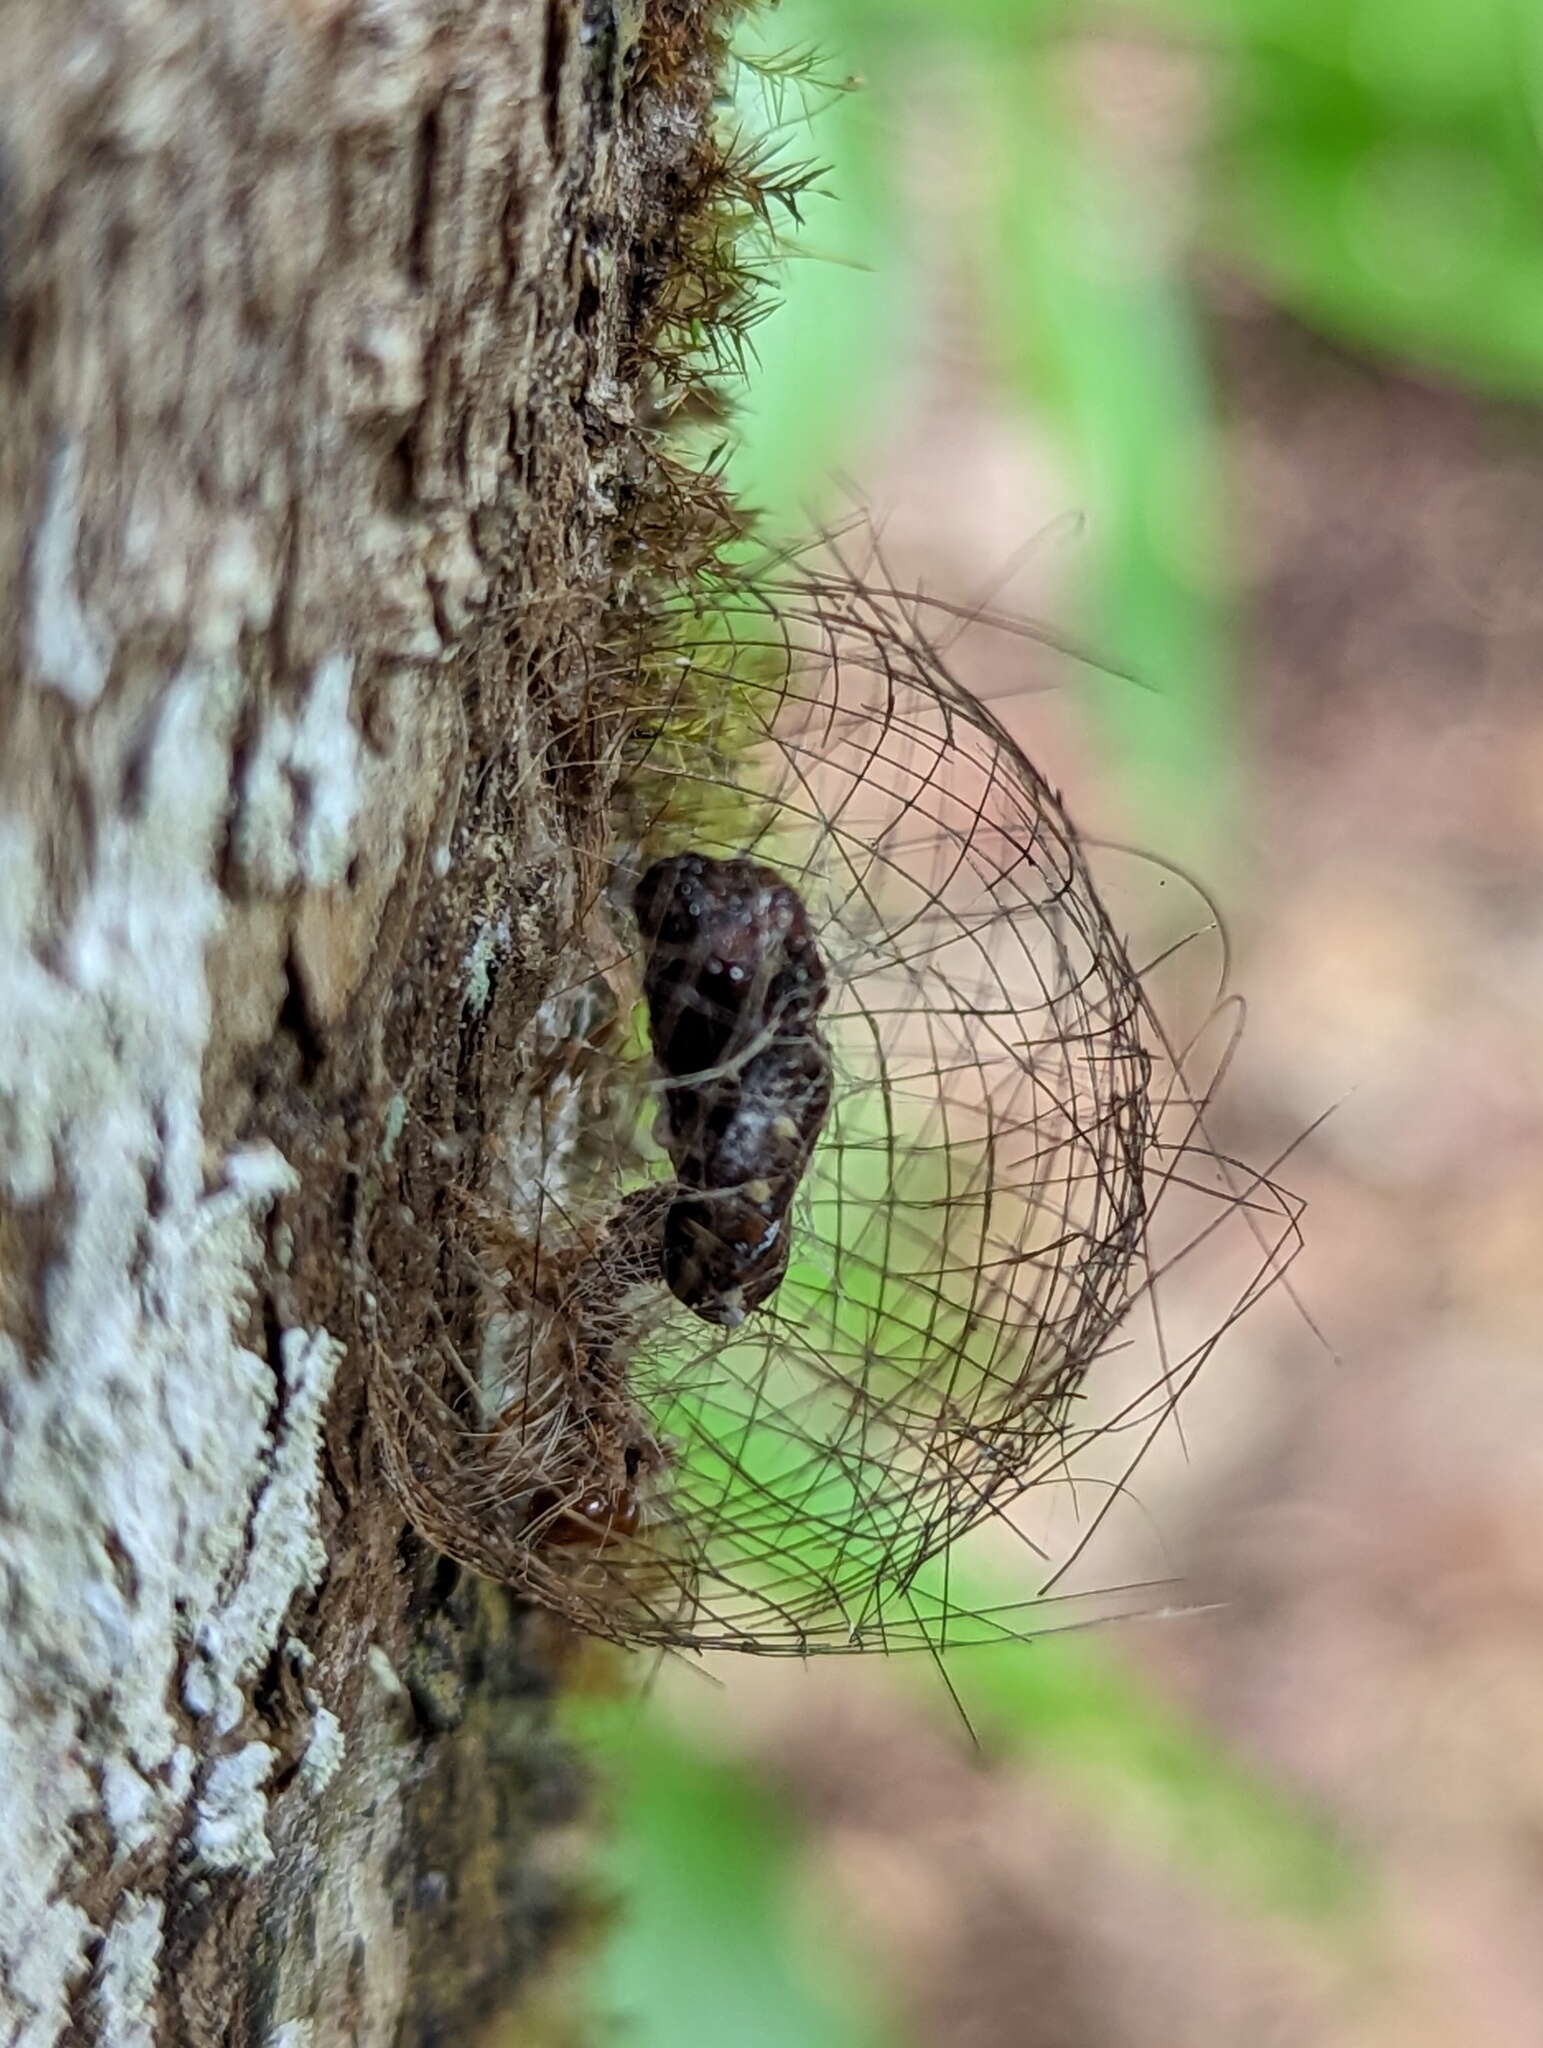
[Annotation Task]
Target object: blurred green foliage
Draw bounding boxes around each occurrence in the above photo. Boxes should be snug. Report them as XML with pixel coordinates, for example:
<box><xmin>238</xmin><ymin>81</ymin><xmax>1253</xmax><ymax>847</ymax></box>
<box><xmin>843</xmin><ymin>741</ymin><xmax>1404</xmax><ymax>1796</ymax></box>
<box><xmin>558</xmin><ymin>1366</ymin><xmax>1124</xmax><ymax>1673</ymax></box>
<box><xmin>914</xmin><ymin>1593</ymin><xmax>1371</xmax><ymax>1931</ymax></box>
<box><xmin>729</xmin><ymin>0</ymin><xmax>1543</xmax><ymax>850</ymax></box>
<box><xmin>575</xmin><ymin>1698</ymin><xmax>886</xmax><ymax>2048</ymax></box>
<box><xmin>1173</xmin><ymin>0</ymin><xmax>1543</xmax><ymax>396</ymax></box>
<box><xmin>568</xmin><ymin>1607</ymin><xmax>1371</xmax><ymax>2048</ymax></box>
<box><xmin>565</xmin><ymin>1</ymin><xmax>1543</xmax><ymax>2039</ymax></box>
<box><xmin>731</xmin><ymin>0</ymin><xmax>1235</xmax><ymax>858</ymax></box>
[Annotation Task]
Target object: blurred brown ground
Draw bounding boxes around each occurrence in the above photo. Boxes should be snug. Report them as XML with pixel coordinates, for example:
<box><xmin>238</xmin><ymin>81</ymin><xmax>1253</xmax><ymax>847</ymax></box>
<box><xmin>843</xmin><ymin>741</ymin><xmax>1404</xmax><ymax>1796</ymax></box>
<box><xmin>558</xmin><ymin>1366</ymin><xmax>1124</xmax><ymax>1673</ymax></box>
<box><xmin>662</xmin><ymin>38</ymin><xmax>1543</xmax><ymax>2048</ymax></box>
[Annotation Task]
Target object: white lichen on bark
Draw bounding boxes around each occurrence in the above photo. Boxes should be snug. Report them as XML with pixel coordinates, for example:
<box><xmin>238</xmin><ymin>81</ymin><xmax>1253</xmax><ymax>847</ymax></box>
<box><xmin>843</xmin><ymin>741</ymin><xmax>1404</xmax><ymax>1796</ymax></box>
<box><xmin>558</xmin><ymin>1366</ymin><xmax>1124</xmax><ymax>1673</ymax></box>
<box><xmin>91</xmin><ymin>1896</ymin><xmax>165</xmax><ymax>2048</ymax></box>
<box><xmin>233</xmin><ymin>655</ymin><xmax>364</xmax><ymax>894</ymax></box>
<box><xmin>26</xmin><ymin>443</ymin><xmax>112</xmax><ymax>708</ymax></box>
<box><xmin>0</xmin><ymin>666</ymin><xmax>346</xmax><ymax>2038</ymax></box>
<box><xmin>191</xmin><ymin>1746</ymin><xmax>282</xmax><ymax>1877</ymax></box>
<box><xmin>259</xmin><ymin>1657</ymin><xmax>417</xmax><ymax>2044</ymax></box>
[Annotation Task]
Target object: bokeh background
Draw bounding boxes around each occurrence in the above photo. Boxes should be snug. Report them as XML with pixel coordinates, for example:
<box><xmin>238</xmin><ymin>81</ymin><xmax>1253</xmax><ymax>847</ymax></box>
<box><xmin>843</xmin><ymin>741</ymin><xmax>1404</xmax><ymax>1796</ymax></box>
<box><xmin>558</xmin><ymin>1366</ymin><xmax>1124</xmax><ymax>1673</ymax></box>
<box><xmin>527</xmin><ymin>3</ymin><xmax>1543</xmax><ymax>2041</ymax></box>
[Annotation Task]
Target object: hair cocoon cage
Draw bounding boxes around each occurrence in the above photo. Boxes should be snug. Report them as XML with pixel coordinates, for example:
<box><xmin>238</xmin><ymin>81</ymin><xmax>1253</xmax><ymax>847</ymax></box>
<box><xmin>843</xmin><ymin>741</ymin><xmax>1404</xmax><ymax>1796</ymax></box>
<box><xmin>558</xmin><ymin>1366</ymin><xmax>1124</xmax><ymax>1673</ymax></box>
<box><xmin>369</xmin><ymin>556</ymin><xmax>1303</xmax><ymax>1655</ymax></box>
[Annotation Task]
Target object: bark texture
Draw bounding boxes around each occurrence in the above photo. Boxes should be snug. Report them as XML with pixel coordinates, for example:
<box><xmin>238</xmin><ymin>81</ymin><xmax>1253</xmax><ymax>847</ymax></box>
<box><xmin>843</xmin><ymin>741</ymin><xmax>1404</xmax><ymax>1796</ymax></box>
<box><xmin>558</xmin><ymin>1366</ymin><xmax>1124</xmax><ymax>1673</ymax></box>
<box><xmin>0</xmin><ymin>2</ymin><xmax>721</xmax><ymax>2040</ymax></box>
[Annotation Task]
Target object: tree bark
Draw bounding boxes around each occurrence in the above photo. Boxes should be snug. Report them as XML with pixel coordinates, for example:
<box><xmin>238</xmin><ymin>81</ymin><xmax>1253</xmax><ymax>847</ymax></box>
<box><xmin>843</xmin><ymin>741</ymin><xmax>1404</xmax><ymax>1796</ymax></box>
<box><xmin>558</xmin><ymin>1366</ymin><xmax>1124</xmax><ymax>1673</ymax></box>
<box><xmin>0</xmin><ymin>2</ymin><xmax>722</xmax><ymax>2040</ymax></box>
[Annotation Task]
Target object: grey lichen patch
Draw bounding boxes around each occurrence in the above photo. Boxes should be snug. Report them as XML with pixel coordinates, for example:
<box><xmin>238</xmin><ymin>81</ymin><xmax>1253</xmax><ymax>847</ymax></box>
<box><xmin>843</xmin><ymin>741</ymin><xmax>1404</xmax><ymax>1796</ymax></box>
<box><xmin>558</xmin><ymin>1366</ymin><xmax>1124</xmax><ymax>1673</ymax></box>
<box><xmin>0</xmin><ymin>665</ymin><xmax>335</xmax><ymax>2034</ymax></box>
<box><xmin>464</xmin><ymin>917</ymin><xmax>513</xmax><ymax>1016</ymax></box>
<box><xmin>275</xmin><ymin>668</ymin><xmax>467</xmax><ymax>1039</ymax></box>
<box><xmin>192</xmin><ymin>1744</ymin><xmax>279</xmax><ymax>1875</ymax></box>
<box><xmin>364</xmin><ymin>1643</ymin><xmax>411</xmax><ymax>1712</ymax></box>
<box><xmin>234</xmin><ymin>654</ymin><xmax>363</xmax><ymax>893</ymax></box>
<box><xmin>260</xmin><ymin>1666</ymin><xmax>414</xmax><ymax>2046</ymax></box>
<box><xmin>266</xmin><ymin>2025</ymin><xmax>316</xmax><ymax>2048</ymax></box>
<box><xmin>26</xmin><ymin>439</ymin><xmax>111</xmax><ymax>706</ymax></box>
<box><xmin>0</xmin><ymin>1867</ymin><xmax>92</xmax><ymax>2048</ymax></box>
<box><xmin>298</xmin><ymin>1705</ymin><xmax>346</xmax><ymax>1797</ymax></box>
<box><xmin>101</xmin><ymin>1749</ymin><xmax>194</xmax><ymax>1863</ymax></box>
<box><xmin>380</xmin><ymin>1093</ymin><xmax>408</xmax><ymax>1165</ymax></box>
<box><xmin>183</xmin><ymin>1327</ymin><xmax>345</xmax><ymax>1733</ymax></box>
<box><xmin>89</xmin><ymin>1895</ymin><xmax>164</xmax><ymax>2048</ymax></box>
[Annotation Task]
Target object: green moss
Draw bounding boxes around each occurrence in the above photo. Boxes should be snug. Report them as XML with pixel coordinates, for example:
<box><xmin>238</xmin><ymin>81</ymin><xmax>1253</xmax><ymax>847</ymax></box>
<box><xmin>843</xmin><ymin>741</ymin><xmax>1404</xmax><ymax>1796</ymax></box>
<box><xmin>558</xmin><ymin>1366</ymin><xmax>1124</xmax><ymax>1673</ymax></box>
<box><xmin>602</xmin><ymin>7</ymin><xmax>854</xmax><ymax>859</ymax></box>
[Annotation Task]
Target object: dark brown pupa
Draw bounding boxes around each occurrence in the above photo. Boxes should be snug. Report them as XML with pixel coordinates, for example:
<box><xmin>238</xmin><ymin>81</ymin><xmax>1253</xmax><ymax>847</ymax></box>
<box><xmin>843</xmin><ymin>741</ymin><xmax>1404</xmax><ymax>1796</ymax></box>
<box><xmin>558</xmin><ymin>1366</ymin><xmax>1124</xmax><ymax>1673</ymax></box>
<box><xmin>633</xmin><ymin>852</ymin><xmax>833</xmax><ymax>1327</ymax></box>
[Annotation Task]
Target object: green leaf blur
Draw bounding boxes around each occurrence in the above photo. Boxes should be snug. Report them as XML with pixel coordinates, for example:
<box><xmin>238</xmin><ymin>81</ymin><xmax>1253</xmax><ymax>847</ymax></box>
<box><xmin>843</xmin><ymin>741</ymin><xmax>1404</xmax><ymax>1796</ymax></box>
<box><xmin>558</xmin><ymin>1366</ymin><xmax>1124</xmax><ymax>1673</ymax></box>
<box><xmin>563</xmin><ymin>0</ymin><xmax>1541</xmax><ymax>2038</ymax></box>
<box><xmin>576</xmin><ymin>1700</ymin><xmax>886</xmax><ymax>2048</ymax></box>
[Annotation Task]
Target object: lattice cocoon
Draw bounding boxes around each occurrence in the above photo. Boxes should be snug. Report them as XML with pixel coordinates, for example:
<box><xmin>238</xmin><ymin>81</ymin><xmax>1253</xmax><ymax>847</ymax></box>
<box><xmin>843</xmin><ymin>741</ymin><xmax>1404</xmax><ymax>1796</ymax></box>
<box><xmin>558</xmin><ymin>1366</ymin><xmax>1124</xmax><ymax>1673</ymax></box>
<box><xmin>371</xmin><ymin>568</ymin><xmax>1299</xmax><ymax>1653</ymax></box>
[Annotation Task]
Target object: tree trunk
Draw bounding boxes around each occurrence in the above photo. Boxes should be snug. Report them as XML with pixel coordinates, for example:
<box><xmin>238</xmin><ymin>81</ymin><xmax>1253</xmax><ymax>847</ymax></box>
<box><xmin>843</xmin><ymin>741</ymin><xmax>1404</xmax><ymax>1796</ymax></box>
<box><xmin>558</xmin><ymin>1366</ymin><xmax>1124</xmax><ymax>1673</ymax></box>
<box><xmin>0</xmin><ymin>2</ymin><xmax>723</xmax><ymax>2040</ymax></box>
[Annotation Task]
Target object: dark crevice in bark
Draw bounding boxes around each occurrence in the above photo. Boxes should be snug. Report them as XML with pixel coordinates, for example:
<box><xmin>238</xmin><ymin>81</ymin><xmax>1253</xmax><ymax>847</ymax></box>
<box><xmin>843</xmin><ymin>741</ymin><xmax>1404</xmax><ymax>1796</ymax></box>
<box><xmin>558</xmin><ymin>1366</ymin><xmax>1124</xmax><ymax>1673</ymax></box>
<box><xmin>542</xmin><ymin>0</ymin><xmax>570</xmax><ymax>160</ymax></box>
<box><xmin>406</xmin><ymin>106</ymin><xmax>442</xmax><ymax>294</ymax></box>
<box><xmin>276</xmin><ymin>946</ymin><xmax>328</xmax><ymax>1085</ymax></box>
